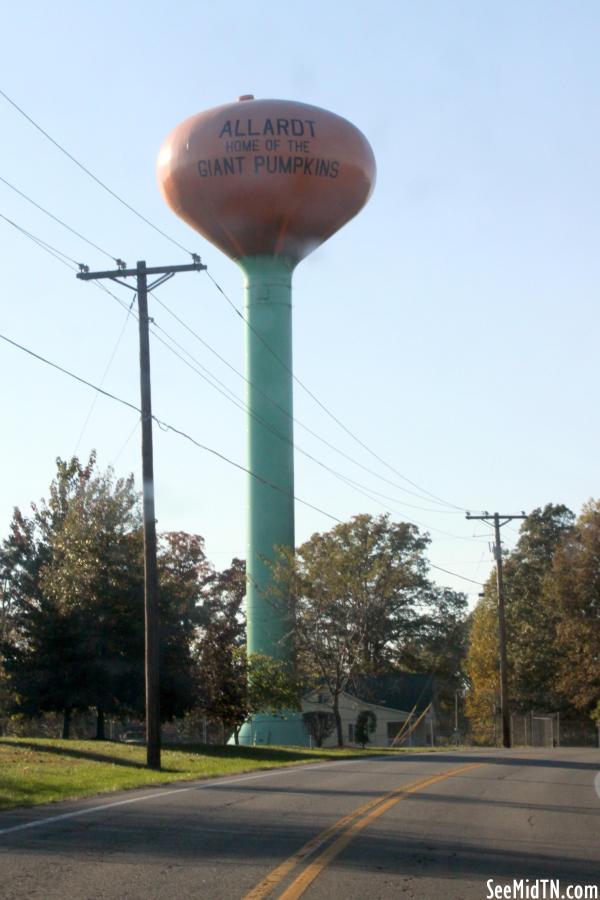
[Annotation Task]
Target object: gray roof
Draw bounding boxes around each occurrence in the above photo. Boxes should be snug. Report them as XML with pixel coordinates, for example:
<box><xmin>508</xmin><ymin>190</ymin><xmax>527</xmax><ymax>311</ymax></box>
<box><xmin>346</xmin><ymin>673</ymin><xmax>435</xmax><ymax>712</ymax></box>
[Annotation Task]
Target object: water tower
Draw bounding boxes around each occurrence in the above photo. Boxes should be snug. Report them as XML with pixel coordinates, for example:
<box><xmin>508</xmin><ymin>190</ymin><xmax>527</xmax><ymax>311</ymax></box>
<box><xmin>158</xmin><ymin>96</ymin><xmax>375</xmax><ymax>745</ymax></box>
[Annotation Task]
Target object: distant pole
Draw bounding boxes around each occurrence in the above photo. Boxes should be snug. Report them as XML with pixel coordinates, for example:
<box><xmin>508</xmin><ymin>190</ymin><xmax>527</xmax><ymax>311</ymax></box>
<box><xmin>454</xmin><ymin>690</ymin><xmax>459</xmax><ymax>746</ymax></box>
<box><xmin>492</xmin><ymin>512</ymin><xmax>511</xmax><ymax>749</ymax></box>
<box><xmin>77</xmin><ymin>257</ymin><xmax>206</xmax><ymax>769</ymax></box>
<box><xmin>466</xmin><ymin>511</ymin><xmax>527</xmax><ymax>749</ymax></box>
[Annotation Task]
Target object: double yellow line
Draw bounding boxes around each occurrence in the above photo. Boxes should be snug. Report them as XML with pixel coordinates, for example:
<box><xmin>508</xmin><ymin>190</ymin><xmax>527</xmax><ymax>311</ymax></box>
<box><xmin>243</xmin><ymin>762</ymin><xmax>484</xmax><ymax>900</ymax></box>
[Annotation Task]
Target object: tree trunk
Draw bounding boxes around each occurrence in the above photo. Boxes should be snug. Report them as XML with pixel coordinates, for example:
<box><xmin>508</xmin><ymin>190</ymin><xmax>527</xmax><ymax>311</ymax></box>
<box><xmin>62</xmin><ymin>706</ymin><xmax>71</xmax><ymax>739</ymax></box>
<box><xmin>333</xmin><ymin>693</ymin><xmax>343</xmax><ymax>747</ymax></box>
<box><xmin>95</xmin><ymin>707</ymin><xmax>105</xmax><ymax>740</ymax></box>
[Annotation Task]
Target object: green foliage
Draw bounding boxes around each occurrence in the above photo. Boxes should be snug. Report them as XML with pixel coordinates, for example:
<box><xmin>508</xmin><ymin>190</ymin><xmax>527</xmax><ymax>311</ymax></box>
<box><xmin>395</xmin><ymin>584</ymin><xmax>468</xmax><ymax>724</ymax></box>
<box><xmin>247</xmin><ymin>653</ymin><xmax>300</xmax><ymax>716</ymax></box>
<box><xmin>195</xmin><ymin>559</ymin><xmax>247</xmax><ymax>740</ymax></box>
<box><xmin>0</xmin><ymin>455</ymin><xmax>203</xmax><ymax>734</ymax></box>
<box><xmin>274</xmin><ymin>513</ymin><xmax>467</xmax><ymax>747</ymax></box>
<box><xmin>158</xmin><ymin>532</ymin><xmax>210</xmax><ymax>720</ymax></box>
<box><xmin>355</xmin><ymin>709</ymin><xmax>376</xmax><ymax>747</ymax></box>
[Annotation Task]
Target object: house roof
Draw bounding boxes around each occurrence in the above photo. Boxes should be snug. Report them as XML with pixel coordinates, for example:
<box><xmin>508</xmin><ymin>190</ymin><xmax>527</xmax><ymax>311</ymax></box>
<box><xmin>346</xmin><ymin>673</ymin><xmax>435</xmax><ymax>713</ymax></box>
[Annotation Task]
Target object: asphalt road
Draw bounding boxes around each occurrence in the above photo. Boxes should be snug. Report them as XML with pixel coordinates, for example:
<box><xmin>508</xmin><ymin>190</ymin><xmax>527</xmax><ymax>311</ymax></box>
<box><xmin>0</xmin><ymin>748</ymin><xmax>598</xmax><ymax>899</ymax></box>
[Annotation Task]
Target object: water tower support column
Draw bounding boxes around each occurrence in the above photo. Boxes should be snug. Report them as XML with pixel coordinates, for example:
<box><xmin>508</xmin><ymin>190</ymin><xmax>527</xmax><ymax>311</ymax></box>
<box><xmin>237</xmin><ymin>254</ymin><xmax>305</xmax><ymax>745</ymax></box>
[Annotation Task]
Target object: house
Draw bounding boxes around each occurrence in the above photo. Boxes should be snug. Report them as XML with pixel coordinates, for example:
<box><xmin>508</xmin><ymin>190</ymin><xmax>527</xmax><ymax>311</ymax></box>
<box><xmin>301</xmin><ymin>673</ymin><xmax>436</xmax><ymax>748</ymax></box>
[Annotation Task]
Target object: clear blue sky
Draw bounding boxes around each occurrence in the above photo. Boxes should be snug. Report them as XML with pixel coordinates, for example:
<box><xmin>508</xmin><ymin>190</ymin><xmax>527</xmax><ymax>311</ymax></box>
<box><xmin>1</xmin><ymin>0</ymin><xmax>599</xmax><ymax>605</ymax></box>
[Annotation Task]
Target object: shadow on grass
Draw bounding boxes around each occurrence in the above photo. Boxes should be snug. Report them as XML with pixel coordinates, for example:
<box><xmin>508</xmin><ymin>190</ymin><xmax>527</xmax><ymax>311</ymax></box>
<box><xmin>163</xmin><ymin>743</ymin><xmax>364</xmax><ymax>764</ymax></box>
<box><xmin>0</xmin><ymin>739</ymin><xmax>165</xmax><ymax>771</ymax></box>
<box><xmin>0</xmin><ymin>739</ymin><xmax>364</xmax><ymax>774</ymax></box>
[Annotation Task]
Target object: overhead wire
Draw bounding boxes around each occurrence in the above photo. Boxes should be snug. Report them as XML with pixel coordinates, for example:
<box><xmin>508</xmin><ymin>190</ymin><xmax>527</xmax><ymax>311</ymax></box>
<box><xmin>0</xmin><ymin>88</ymin><xmax>193</xmax><ymax>256</ymax></box>
<box><xmin>0</xmin><ymin>86</ymin><xmax>477</xmax><ymax>515</ymax></box>
<box><xmin>0</xmin><ymin>329</ymin><xmax>338</xmax><ymax>524</ymax></box>
<box><xmin>0</xmin><ymin>211</ymin><xmax>81</xmax><ymax>269</ymax></box>
<box><xmin>0</xmin><ymin>173</ymin><xmax>118</xmax><ymax>263</ymax></box>
<box><xmin>151</xmin><ymin>289</ymin><xmax>467</xmax><ymax>512</ymax></box>
<box><xmin>111</xmin><ymin>417</ymin><xmax>140</xmax><ymax>467</ymax></box>
<box><xmin>0</xmin><ymin>327</ymin><xmax>483</xmax><ymax>588</ymax></box>
<box><xmin>73</xmin><ymin>294</ymin><xmax>136</xmax><ymax>454</ymax></box>
<box><xmin>204</xmin><ymin>268</ymin><xmax>467</xmax><ymax>512</ymax></box>
<box><xmin>1</xmin><ymin>206</ymin><xmax>480</xmax><ymax>543</ymax></box>
<box><xmin>136</xmin><ymin>299</ymin><xmax>480</xmax><ymax>537</ymax></box>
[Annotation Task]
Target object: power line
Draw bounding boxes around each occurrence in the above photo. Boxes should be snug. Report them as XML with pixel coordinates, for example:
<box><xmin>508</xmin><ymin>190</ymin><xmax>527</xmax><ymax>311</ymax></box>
<box><xmin>0</xmin><ymin>173</ymin><xmax>118</xmax><ymax>263</ymax></box>
<box><xmin>0</xmin><ymin>330</ymin><xmax>139</xmax><ymax>414</ymax></box>
<box><xmin>3</xmin><ymin>170</ymin><xmax>457</xmax><ymax>515</ymax></box>
<box><xmin>426</xmin><ymin>563</ymin><xmax>482</xmax><ymax>586</ymax></box>
<box><xmin>0</xmin><ymin>87</ymin><xmax>475</xmax><ymax>515</ymax></box>
<box><xmin>151</xmin><ymin>289</ymin><xmax>466</xmax><ymax>513</ymax></box>
<box><xmin>73</xmin><ymin>294</ymin><xmax>136</xmax><ymax>454</ymax></box>
<box><xmin>133</xmin><ymin>301</ymin><xmax>478</xmax><ymax>538</ymax></box>
<box><xmin>1</xmin><ymin>206</ymin><xmax>479</xmax><ymax>543</ymax></box>
<box><xmin>111</xmin><ymin>417</ymin><xmax>141</xmax><ymax>467</ymax></box>
<box><xmin>0</xmin><ymin>88</ymin><xmax>194</xmax><ymax>257</ymax></box>
<box><xmin>0</xmin><ymin>328</ymin><xmax>482</xmax><ymax>587</ymax></box>
<box><xmin>0</xmin><ymin>211</ymin><xmax>81</xmax><ymax>268</ymax></box>
<box><xmin>205</xmin><ymin>269</ymin><xmax>468</xmax><ymax>513</ymax></box>
<box><xmin>73</xmin><ymin>263</ymin><xmax>473</xmax><ymax>530</ymax></box>
<box><xmin>0</xmin><ymin>329</ymin><xmax>337</xmax><ymax>523</ymax></box>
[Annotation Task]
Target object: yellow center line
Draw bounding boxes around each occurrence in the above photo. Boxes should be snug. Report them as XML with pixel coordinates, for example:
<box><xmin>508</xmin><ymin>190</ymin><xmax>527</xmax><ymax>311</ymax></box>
<box><xmin>243</xmin><ymin>762</ymin><xmax>484</xmax><ymax>900</ymax></box>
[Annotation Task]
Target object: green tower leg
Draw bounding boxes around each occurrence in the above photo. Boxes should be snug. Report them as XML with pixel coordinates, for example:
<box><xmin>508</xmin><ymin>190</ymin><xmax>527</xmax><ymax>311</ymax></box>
<box><xmin>234</xmin><ymin>255</ymin><xmax>306</xmax><ymax>747</ymax></box>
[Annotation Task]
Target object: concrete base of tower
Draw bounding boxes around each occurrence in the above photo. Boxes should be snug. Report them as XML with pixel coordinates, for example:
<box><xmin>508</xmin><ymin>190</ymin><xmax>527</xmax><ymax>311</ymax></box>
<box><xmin>233</xmin><ymin>711</ymin><xmax>308</xmax><ymax>747</ymax></box>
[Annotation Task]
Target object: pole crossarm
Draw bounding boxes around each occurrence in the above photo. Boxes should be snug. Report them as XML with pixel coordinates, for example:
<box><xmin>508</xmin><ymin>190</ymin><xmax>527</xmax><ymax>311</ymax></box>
<box><xmin>77</xmin><ymin>261</ymin><xmax>206</xmax><ymax>280</ymax></box>
<box><xmin>465</xmin><ymin>513</ymin><xmax>527</xmax><ymax>523</ymax></box>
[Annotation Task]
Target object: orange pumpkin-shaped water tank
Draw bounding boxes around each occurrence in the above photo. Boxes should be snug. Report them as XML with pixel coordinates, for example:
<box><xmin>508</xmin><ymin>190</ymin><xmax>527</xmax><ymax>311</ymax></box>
<box><xmin>157</xmin><ymin>96</ymin><xmax>376</xmax><ymax>262</ymax></box>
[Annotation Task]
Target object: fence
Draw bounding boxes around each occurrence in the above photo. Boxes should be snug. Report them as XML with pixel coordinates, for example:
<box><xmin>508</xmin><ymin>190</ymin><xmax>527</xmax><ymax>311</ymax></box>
<box><xmin>510</xmin><ymin>712</ymin><xmax>599</xmax><ymax>748</ymax></box>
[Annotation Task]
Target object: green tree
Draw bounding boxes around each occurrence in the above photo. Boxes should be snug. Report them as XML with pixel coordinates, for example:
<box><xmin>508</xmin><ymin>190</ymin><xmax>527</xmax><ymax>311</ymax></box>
<box><xmin>275</xmin><ymin>514</ymin><xmax>438</xmax><ymax>747</ymax></box>
<box><xmin>1</xmin><ymin>456</ymin><xmax>101</xmax><ymax>736</ymax></box>
<box><xmin>395</xmin><ymin>585</ymin><xmax>468</xmax><ymax>725</ymax></box>
<box><xmin>158</xmin><ymin>532</ymin><xmax>210</xmax><ymax>722</ymax></box>
<box><xmin>1</xmin><ymin>456</ymin><xmax>203</xmax><ymax>737</ymax></box>
<box><xmin>194</xmin><ymin>554</ymin><xmax>300</xmax><ymax>744</ymax></box>
<box><xmin>37</xmin><ymin>456</ymin><xmax>145</xmax><ymax>738</ymax></box>
<box><xmin>246</xmin><ymin>652</ymin><xmax>300</xmax><ymax>718</ymax></box>
<box><xmin>195</xmin><ymin>559</ymin><xmax>247</xmax><ymax>742</ymax></box>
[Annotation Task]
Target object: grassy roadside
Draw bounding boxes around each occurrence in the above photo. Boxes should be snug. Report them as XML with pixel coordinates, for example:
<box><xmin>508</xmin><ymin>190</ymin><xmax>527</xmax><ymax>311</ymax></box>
<box><xmin>0</xmin><ymin>738</ymin><xmax>434</xmax><ymax>812</ymax></box>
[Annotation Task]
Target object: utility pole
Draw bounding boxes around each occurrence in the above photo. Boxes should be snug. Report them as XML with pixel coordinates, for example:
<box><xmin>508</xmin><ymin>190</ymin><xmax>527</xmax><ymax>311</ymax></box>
<box><xmin>77</xmin><ymin>258</ymin><xmax>205</xmax><ymax>769</ymax></box>
<box><xmin>466</xmin><ymin>511</ymin><xmax>527</xmax><ymax>749</ymax></box>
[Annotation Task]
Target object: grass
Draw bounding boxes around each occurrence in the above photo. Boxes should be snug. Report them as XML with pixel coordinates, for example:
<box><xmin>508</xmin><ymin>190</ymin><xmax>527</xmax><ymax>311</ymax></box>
<box><xmin>0</xmin><ymin>738</ymin><xmax>428</xmax><ymax>812</ymax></box>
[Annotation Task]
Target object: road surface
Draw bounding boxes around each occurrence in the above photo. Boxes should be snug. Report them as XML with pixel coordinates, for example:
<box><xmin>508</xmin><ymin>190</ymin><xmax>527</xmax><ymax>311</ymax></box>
<box><xmin>0</xmin><ymin>748</ymin><xmax>598</xmax><ymax>899</ymax></box>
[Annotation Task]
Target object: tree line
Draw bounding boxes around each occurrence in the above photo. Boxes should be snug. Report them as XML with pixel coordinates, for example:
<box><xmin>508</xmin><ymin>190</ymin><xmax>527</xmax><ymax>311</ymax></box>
<box><xmin>466</xmin><ymin>503</ymin><xmax>600</xmax><ymax>741</ymax></box>
<box><xmin>0</xmin><ymin>454</ymin><xmax>469</xmax><ymax>744</ymax></box>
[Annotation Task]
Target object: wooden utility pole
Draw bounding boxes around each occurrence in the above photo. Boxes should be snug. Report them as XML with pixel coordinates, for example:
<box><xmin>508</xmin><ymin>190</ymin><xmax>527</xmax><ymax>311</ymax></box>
<box><xmin>466</xmin><ymin>511</ymin><xmax>527</xmax><ymax>749</ymax></box>
<box><xmin>77</xmin><ymin>257</ymin><xmax>205</xmax><ymax>769</ymax></box>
